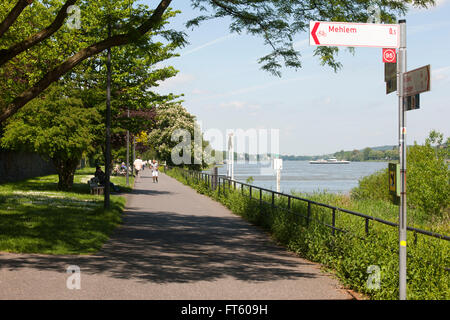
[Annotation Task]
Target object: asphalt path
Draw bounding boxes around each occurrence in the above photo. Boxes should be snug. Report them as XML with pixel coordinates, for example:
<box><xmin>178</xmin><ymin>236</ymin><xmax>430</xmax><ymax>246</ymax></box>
<box><xmin>0</xmin><ymin>168</ymin><xmax>352</xmax><ymax>300</ymax></box>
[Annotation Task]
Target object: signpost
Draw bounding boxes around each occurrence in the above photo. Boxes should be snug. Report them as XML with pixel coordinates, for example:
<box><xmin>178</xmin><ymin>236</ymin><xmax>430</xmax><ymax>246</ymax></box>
<box><xmin>397</xmin><ymin>20</ymin><xmax>407</xmax><ymax>301</ymax></box>
<box><xmin>309</xmin><ymin>18</ymin><xmax>433</xmax><ymax>300</ymax></box>
<box><xmin>385</xmin><ymin>61</ymin><xmax>397</xmax><ymax>94</ymax></box>
<box><xmin>309</xmin><ymin>21</ymin><xmax>399</xmax><ymax>48</ymax></box>
<box><xmin>383</xmin><ymin>48</ymin><xmax>397</xmax><ymax>63</ymax></box>
<box><xmin>389</xmin><ymin>162</ymin><xmax>400</xmax><ymax>205</ymax></box>
<box><xmin>403</xmin><ymin>65</ymin><xmax>431</xmax><ymax>96</ymax></box>
<box><xmin>406</xmin><ymin>94</ymin><xmax>420</xmax><ymax>111</ymax></box>
<box><xmin>273</xmin><ymin>158</ymin><xmax>283</xmax><ymax>194</ymax></box>
<box><xmin>227</xmin><ymin>133</ymin><xmax>234</xmax><ymax>180</ymax></box>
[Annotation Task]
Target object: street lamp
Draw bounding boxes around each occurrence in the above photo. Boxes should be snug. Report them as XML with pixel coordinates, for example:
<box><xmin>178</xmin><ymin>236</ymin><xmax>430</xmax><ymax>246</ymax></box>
<box><xmin>104</xmin><ymin>17</ymin><xmax>112</xmax><ymax>209</ymax></box>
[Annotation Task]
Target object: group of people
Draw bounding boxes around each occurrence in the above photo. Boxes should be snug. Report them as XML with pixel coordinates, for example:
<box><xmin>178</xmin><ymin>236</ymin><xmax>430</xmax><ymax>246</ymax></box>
<box><xmin>133</xmin><ymin>157</ymin><xmax>159</xmax><ymax>183</ymax></box>
<box><xmin>94</xmin><ymin>157</ymin><xmax>160</xmax><ymax>193</ymax></box>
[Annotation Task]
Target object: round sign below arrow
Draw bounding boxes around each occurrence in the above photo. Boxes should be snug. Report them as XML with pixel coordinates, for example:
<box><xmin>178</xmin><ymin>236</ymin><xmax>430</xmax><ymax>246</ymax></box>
<box><xmin>383</xmin><ymin>48</ymin><xmax>396</xmax><ymax>63</ymax></box>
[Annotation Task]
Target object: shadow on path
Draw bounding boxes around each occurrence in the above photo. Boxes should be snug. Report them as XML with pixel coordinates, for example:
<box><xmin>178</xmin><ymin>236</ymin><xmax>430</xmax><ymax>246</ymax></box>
<box><xmin>0</xmin><ymin>210</ymin><xmax>316</xmax><ymax>284</ymax></box>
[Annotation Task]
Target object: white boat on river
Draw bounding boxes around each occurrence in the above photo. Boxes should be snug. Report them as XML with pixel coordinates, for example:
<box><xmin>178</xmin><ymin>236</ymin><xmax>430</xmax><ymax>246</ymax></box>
<box><xmin>309</xmin><ymin>158</ymin><xmax>350</xmax><ymax>164</ymax></box>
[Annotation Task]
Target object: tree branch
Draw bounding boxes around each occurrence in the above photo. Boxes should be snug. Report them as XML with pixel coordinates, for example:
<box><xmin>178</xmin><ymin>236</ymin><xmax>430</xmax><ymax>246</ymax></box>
<box><xmin>0</xmin><ymin>0</ymin><xmax>78</xmax><ymax>67</ymax></box>
<box><xmin>0</xmin><ymin>0</ymin><xmax>32</xmax><ymax>39</ymax></box>
<box><xmin>0</xmin><ymin>0</ymin><xmax>172</xmax><ymax>123</ymax></box>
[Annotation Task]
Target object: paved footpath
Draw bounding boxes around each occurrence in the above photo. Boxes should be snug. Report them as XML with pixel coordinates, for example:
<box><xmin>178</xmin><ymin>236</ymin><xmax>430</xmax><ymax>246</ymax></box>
<box><xmin>0</xmin><ymin>169</ymin><xmax>352</xmax><ymax>300</ymax></box>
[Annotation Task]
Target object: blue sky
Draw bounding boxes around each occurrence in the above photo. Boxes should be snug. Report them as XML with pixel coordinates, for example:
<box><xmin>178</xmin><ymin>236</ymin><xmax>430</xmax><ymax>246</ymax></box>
<box><xmin>148</xmin><ymin>1</ymin><xmax>450</xmax><ymax>156</ymax></box>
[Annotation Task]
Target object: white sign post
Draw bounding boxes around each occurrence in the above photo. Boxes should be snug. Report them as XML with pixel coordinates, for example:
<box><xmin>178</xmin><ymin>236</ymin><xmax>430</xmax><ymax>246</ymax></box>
<box><xmin>309</xmin><ymin>19</ymin><xmax>418</xmax><ymax>300</ymax></box>
<box><xmin>310</xmin><ymin>21</ymin><xmax>399</xmax><ymax>48</ymax></box>
<box><xmin>273</xmin><ymin>158</ymin><xmax>283</xmax><ymax>194</ymax></box>
<box><xmin>227</xmin><ymin>133</ymin><xmax>234</xmax><ymax>180</ymax></box>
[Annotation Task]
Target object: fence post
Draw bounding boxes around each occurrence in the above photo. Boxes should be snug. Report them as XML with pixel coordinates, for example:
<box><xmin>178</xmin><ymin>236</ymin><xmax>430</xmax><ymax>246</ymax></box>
<box><xmin>365</xmin><ymin>218</ymin><xmax>370</xmax><ymax>236</ymax></box>
<box><xmin>307</xmin><ymin>202</ymin><xmax>311</xmax><ymax>227</ymax></box>
<box><xmin>260</xmin><ymin>189</ymin><xmax>262</xmax><ymax>207</ymax></box>
<box><xmin>271</xmin><ymin>192</ymin><xmax>274</xmax><ymax>207</ymax></box>
<box><xmin>212</xmin><ymin>167</ymin><xmax>218</xmax><ymax>191</ymax></box>
<box><xmin>250</xmin><ymin>186</ymin><xmax>252</xmax><ymax>199</ymax></box>
<box><xmin>332</xmin><ymin>208</ymin><xmax>336</xmax><ymax>236</ymax></box>
<box><xmin>287</xmin><ymin>196</ymin><xmax>291</xmax><ymax>209</ymax></box>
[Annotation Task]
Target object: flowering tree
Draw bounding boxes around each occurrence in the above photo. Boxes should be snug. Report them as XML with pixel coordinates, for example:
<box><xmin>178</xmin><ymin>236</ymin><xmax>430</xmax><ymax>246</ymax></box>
<box><xmin>148</xmin><ymin>103</ymin><xmax>212</xmax><ymax>169</ymax></box>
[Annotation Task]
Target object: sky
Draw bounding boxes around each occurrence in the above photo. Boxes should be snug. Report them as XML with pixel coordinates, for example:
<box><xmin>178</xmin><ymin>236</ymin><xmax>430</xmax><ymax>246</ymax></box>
<box><xmin>146</xmin><ymin>1</ymin><xmax>450</xmax><ymax>156</ymax></box>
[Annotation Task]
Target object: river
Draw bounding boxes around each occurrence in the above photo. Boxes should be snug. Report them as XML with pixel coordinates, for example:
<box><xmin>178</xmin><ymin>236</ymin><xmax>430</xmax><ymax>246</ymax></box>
<box><xmin>212</xmin><ymin>160</ymin><xmax>388</xmax><ymax>195</ymax></box>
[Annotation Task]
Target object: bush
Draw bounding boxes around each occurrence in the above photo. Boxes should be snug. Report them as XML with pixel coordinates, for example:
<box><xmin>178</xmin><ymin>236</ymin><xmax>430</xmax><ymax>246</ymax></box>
<box><xmin>351</xmin><ymin>131</ymin><xmax>449</xmax><ymax>221</ymax></box>
<box><xmin>351</xmin><ymin>168</ymin><xmax>390</xmax><ymax>202</ymax></box>
<box><xmin>407</xmin><ymin>142</ymin><xmax>449</xmax><ymax>218</ymax></box>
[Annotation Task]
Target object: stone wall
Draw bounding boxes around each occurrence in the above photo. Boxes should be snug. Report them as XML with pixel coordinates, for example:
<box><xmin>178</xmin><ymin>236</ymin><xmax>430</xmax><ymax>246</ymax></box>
<box><xmin>0</xmin><ymin>150</ymin><xmax>56</xmax><ymax>184</ymax></box>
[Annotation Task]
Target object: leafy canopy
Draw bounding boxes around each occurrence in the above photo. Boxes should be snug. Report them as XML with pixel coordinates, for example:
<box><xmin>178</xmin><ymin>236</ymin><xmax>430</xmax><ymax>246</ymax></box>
<box><xmin>0</xmin><ymin>0</ymin><xmax>437</xmax><ymax>122</ymax></box>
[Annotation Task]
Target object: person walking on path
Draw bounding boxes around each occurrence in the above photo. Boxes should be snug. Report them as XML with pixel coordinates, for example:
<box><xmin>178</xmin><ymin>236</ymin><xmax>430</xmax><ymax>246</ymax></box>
<box><xmin>133</xmin><ymin>156</ymin><xmax>144</xmax><ymax>177</ymax></box>
<box><xmin>151</xmin><ymin>160</ymin><xmax>159</xmax><ymax>183</ymax></box>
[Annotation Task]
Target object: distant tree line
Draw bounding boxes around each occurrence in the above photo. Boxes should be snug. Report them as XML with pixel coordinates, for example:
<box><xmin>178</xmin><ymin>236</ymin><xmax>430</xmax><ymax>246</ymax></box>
<box><xmin>280</xmin><ymin>146</ymin><xmax>399</xmax><ymax>162</ymax></box>
<box><xmin>334</xmin><ymin>147</ymin><xmax>399</xmax><ymax>162</ymax></box>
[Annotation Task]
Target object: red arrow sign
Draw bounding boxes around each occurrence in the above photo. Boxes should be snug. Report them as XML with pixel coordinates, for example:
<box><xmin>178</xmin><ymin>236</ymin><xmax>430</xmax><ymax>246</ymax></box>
<box><xmin>309</xmin><ymin>21</ymin><xmax>399</xmax><ymax>48</ymax></box>
<box><xmin>311</xmin><ymin>22</ymin><xmax>320</xmax><ymax>45</ymax></box>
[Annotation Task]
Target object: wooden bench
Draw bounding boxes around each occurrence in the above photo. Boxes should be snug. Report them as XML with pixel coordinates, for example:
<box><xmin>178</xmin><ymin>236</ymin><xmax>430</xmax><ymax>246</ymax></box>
<box><xmin>87</xmin><ymin>177</ymin><xmax>104</xmax><ymax>195</ymax></box>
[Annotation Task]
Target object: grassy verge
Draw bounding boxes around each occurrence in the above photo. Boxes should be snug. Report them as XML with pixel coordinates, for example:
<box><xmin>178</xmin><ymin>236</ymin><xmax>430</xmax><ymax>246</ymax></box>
<box><xmin>165</xmin><ymin>168</ymin><xmax>449</xmax><ymax>300</ymax></box>
<box><xmin>0</xmin><ymin>167</ymin><xmax>134</xmax><ymax>255</ymax></box>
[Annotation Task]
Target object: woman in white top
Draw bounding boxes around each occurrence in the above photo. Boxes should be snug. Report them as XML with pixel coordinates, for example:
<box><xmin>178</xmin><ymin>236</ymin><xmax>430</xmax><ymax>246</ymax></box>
<box><xmin>151</xmin><ymin>160</ymin><xmax>159</xmax><ymax>183</ymax></box>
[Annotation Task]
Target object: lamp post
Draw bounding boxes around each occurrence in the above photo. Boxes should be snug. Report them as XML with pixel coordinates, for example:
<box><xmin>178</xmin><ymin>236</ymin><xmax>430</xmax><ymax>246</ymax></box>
<box><xmin>126</xmin><ymin>107</ymin><xmax>130</xmax><ymax>186</ymax></box>
<box><xmin>104</xmin><ymin>19</ymin><xmax>112</xmax><ymax>210</ymax></box>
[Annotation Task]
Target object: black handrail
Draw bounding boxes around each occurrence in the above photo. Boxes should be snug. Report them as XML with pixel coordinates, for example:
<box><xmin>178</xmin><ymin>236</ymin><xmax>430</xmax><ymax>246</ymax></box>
<box><xmin>173</xmin><ymin>168</ymin><xmax>450</xmax><ymax>242</ymax></box>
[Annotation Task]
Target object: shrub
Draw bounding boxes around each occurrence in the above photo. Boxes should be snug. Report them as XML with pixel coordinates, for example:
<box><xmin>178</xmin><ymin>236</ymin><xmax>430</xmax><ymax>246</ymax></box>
<box><xmin>351</xmin><ymin>131</ymin><xmax>449</xmax><ymax>221</ymax></box>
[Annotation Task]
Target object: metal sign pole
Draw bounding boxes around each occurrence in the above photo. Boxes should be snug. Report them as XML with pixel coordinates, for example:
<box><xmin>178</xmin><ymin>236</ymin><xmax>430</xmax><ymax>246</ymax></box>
<box><xmin>397</xmin><ymin>19</ymin><xmax>407</xmax><ymax>300</ymax></box>
<box><xmin>230</xmin><ymin>133</ymin><xmax>234</xmax><ymax>180</ymax></box>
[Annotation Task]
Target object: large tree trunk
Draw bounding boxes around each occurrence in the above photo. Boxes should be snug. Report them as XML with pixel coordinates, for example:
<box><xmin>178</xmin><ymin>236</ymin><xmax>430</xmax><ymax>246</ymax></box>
<box><xmin>52</xmin><ymin>157</ymin><xmax>79</xmax><ymax>191</ymax></box>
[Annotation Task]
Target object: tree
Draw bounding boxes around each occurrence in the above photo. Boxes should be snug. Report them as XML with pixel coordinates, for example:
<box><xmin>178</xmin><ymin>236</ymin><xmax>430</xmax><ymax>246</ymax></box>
<box><xmin>0</xmin><ymin>0</ymin><xmax>437</xmax><ymax>123</ymax></box>
<box><xmin>362</xmin><ymin>147</ymin><xmax>372</xmax><ymax>161</ymax></box>
<box><xmin>147</xmin><ymin>103</ymin><xmax>212</xmax><ymax>170</ymax></box>
<box><xmin>50</xmin><ymin>6</ymin><xmax>184</xmax><ymax>169</ymax></box>
<box><xmin>1</xmin><ymin>84</ymin><xmax>99</xmax><ymax>190</ymax></box>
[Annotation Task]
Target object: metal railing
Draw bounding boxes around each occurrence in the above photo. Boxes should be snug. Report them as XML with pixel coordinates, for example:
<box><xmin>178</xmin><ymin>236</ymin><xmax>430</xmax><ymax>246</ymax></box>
<box><xmin>173</xmin><ymin>168</ymin><xmax>450</xmax><ymax>242</ymax></box>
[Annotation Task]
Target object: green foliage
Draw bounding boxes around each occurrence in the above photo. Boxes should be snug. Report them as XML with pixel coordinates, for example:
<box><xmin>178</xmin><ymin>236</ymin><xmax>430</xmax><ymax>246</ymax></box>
<box><xmin>188</xmin><ymin>0</ymin><xmax>435</xmax><ymax>76</ymax></box>
<box><xmin>166</xmin><ymin>167</ymin><xmax>450</xmax><ymax>300</ymax></box>
<box><xmin>352</xmin><ymin>131</ymin><xmax>449</xmax><ymax>221</ymax></box>
<box><xmin>407</xmin><ymin>132</ymin><xmax>449</xmax><ymax>218</ymax></box>
<box><xmin>147</xmin><ymin>103</ymin><xmax>212</xmax><ymax>170</ymax></box>
<box><xmin>1</xmin><ymin>84</ymin><xmax>99</xmax><ymax>190</ymax></box>
<box><xmin>352</xmin><ymin>168</ymin><xmax>390</xmax><ymax>202</ymax></box>
<box><xmin>334</xmin><ymin>146</ymin><xmax>398</xmax><ymax>162</ymax></box>
<box><xmin>1</xmin><ymin>0</ymin><xmax>438</xmax><ymax>123</ymax></box>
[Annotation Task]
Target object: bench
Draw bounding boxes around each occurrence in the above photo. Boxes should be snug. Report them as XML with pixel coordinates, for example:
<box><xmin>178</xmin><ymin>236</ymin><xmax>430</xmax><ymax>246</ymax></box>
<box><xmin>87</xmin><ymin>177</ymin><xmax>104</xmax><ymax>195</ymax></box>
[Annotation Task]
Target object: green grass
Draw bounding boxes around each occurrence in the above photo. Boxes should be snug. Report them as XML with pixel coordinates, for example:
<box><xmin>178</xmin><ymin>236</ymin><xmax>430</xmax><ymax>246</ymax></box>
<box><xmin>0</xmin><ymin>167</ymin><xmax>134</xmax><ymax>255</ymax></box>
<box><xmin>166</xmin><ymin>168</ymin><xmax>450</xmax><ymax>300</ymax></box>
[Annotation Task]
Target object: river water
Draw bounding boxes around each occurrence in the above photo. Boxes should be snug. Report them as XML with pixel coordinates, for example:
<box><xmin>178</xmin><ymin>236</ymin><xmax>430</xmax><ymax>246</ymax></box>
<box><xmin>212</xmin><ymin>160</ymin><xmax>388</xmax><ymax>195</ymax></box>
